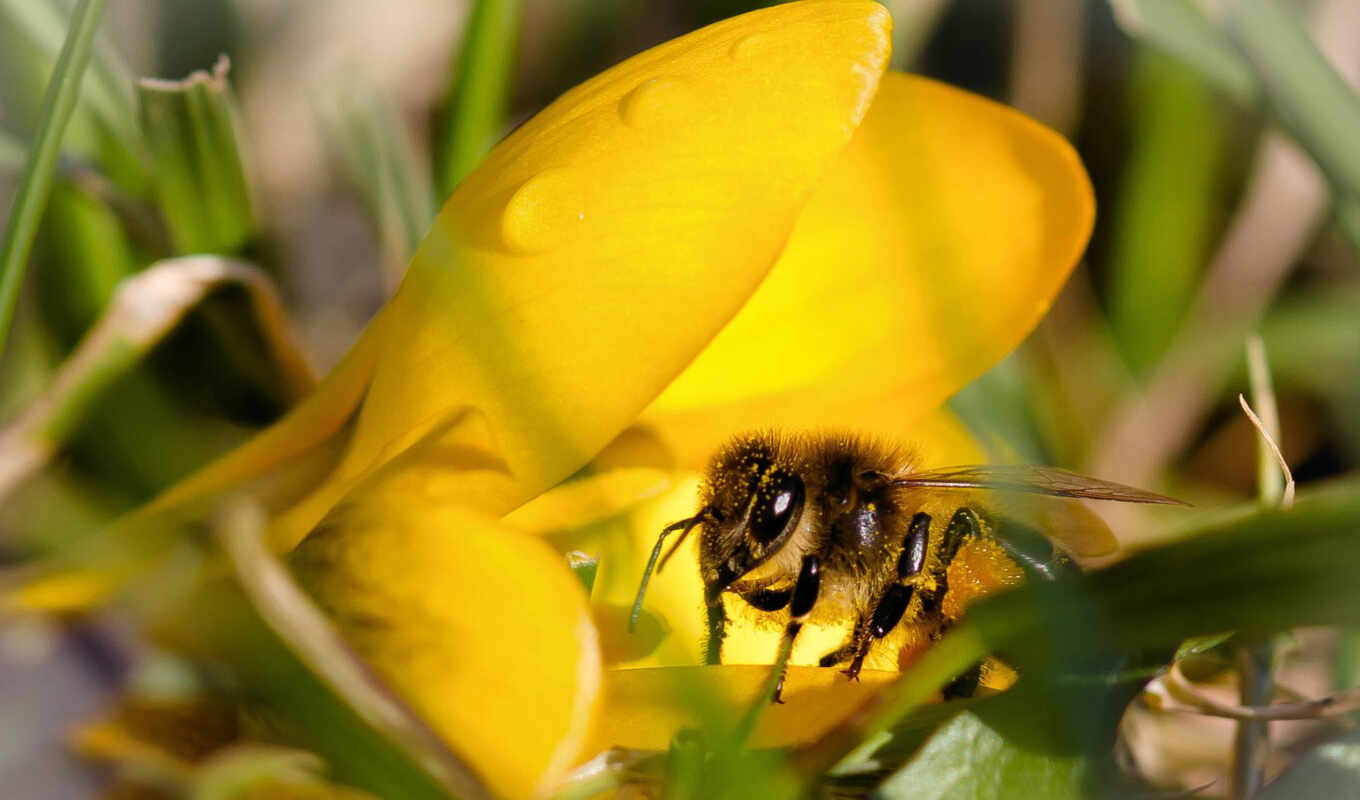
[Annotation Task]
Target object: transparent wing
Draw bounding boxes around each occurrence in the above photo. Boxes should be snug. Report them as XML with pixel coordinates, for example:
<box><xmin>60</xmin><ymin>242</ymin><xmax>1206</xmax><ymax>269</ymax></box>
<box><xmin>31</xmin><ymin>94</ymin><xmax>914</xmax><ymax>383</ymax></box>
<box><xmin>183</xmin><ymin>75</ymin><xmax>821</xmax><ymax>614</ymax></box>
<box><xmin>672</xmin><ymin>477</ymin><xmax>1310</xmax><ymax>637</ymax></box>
<box><xmin>888</xmin><ymin>465</ymin><xmax>1186</xmax><ymax>558</ymax></box>
<box><xmin>888</xmin><ymin>465</ymin><xmax>1185</xmax><ymax>505</ymax></box>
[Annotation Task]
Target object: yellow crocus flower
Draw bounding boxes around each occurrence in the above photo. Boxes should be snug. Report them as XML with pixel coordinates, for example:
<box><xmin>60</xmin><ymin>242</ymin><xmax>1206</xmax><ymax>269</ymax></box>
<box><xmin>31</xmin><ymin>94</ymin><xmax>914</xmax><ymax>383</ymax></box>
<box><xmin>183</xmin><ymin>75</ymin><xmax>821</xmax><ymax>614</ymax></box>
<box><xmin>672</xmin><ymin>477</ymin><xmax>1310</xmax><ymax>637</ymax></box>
<box><xmin>126</xmin><ymin>1</ymin><xmax>1092</xmax><ymax>797</ymax></box>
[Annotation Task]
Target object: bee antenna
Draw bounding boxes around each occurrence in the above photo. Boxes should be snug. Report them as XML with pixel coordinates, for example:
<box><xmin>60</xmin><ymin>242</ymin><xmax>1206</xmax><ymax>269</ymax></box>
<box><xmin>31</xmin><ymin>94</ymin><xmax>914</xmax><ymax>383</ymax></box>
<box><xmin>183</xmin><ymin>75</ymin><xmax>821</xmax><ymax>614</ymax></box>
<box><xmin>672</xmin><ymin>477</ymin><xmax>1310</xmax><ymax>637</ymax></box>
<box><xmin>657</xmin><ymin>519</ymin><xmax>700</xmax><ymax>573</ymax></box>
<box><xmin>629</xmin><ymin>511</ymin><xmax>709</xmax><ymax>633</ymax></box>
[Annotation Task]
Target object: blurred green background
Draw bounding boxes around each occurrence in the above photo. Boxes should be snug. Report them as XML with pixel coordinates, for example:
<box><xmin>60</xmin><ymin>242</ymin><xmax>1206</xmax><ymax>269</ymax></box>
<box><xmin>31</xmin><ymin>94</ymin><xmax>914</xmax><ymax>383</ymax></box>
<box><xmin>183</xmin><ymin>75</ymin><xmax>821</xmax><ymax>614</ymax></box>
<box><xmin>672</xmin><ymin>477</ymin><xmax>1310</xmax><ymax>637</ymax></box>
<box><xmin>1</xmin><ymin>0</ymin><xmax>1357</xmax><ymax>797</ymax></box>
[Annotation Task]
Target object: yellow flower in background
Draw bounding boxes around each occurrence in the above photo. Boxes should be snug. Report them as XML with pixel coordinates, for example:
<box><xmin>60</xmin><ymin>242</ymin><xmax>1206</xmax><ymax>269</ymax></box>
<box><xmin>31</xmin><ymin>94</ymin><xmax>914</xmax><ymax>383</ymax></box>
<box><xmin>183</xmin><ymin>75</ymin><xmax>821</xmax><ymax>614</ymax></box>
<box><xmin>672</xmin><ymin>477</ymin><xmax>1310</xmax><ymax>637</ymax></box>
<box><xmin>125</xmin><ymin>0</ymin><xmax>1093</xmax><ymax>796</ymax></box>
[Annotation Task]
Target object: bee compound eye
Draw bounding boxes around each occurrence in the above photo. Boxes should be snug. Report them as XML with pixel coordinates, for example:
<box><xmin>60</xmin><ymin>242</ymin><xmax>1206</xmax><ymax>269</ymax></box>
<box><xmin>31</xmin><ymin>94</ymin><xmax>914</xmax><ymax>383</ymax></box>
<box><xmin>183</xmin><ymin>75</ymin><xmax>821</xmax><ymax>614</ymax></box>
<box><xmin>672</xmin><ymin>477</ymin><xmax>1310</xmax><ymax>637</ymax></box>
<box><xmin>748</xmin><ymin>472</ymin><xmax>805</xmax><ymax>544</ymax></box>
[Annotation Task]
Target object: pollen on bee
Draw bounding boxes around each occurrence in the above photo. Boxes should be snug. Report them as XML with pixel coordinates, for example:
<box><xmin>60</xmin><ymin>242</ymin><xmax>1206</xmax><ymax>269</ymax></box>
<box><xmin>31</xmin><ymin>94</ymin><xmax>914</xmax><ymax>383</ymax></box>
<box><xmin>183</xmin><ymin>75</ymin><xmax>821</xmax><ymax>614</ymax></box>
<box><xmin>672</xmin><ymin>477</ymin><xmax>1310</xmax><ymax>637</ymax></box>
<box><xmin>941</xmin><ymin>536</ymin><xmax>1025</xmax><ymax>621</ymax></box>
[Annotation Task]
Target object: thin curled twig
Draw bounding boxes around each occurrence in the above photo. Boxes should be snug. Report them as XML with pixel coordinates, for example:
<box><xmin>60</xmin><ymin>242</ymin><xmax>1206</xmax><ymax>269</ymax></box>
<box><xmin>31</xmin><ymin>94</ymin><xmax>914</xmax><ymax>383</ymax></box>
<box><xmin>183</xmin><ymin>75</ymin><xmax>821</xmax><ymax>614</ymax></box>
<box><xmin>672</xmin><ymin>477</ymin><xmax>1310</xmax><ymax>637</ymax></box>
<box><xmin>1147</xmin><ymin>661</ymin><xmax>1360</xmax><ymax>722</ymax></box>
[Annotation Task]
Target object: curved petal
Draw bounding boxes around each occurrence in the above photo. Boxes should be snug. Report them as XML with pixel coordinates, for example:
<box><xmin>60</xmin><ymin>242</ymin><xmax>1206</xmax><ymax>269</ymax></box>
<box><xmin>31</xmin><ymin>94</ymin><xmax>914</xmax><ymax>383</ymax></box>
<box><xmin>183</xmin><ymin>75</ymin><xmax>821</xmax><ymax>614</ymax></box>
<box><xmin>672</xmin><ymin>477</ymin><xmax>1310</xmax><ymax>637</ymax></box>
<box><xmin>638</xmin><ymin>72</ymin><xmax>1094</xmax><ymax>468</ymax></box>
<box><xmin>270</xmin><ymin>1</ymin><xmax>892</xmax><ymax>547</ymax></box>
<box><xmin>288</xmin><ymin>504</ymin><xmax>600</xmax><ymax>799</ymax></box>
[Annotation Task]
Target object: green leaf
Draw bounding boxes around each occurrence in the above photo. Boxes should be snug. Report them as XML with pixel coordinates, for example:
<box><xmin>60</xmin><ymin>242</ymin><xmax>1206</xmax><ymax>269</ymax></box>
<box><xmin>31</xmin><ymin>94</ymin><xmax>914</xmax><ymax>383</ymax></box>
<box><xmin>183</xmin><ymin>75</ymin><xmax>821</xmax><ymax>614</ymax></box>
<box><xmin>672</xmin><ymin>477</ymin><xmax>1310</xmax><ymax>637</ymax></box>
<box><xmin>36</xmin><ymin>179</ymin><xmax>138</xmax><ymax>340</ymax></box>
<box><xmin>433</xmin><ymin>0</ymin><xmax>524</xmax><ymax>197</ymax></box>
<box><xmin>1258</xmin><ymin>730</ymin><xmax>1360</xmax><ymax>799</ymax></box>
<box><xmin>0</xmin><ymin>0</ymin><xmax>105</xmax><ymax>360</ymax></box>
<box><xmin>1174</xmin><ymin>631</ymin><xmax>1235</xmax><ymax>661</ymax></box>
<box><xmin>136</xmin><ymin>58</ymin><xmax>255</xmax><ymax>255</ymax></box>
<box><xmin>875</xmin><ymin>709</ymin><xmax>1089</xmax><ymax>800</ymax></box>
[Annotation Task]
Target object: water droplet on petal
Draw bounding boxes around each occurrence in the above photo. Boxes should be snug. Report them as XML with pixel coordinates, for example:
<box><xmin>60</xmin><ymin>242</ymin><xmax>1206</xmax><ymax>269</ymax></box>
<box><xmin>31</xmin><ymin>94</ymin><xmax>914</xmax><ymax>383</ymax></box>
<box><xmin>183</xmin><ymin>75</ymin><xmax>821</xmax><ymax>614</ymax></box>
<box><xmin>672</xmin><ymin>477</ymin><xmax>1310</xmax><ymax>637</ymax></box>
<box><xmin>619</xmin><ymin>77</ymin><xmax>687</xmax><ymax>129</ymax></box>
<box><xmin>500</xmin><ymin>168</ymin><xmax>585</xmax><ymax>255</ymax></box>
<box><xmin>730</xmin><ymin>33</ymin><xmax>766</xmax><ymax>60</ymax></box>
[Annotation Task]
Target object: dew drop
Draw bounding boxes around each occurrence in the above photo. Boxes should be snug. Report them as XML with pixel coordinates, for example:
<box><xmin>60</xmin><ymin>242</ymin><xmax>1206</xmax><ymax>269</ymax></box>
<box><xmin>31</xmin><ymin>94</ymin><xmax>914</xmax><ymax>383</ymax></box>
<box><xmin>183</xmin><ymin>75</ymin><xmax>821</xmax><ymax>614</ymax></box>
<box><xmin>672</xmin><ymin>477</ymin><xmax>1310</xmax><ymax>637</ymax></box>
<box><xmin>730</xmin><ymin>33</ymin><xmax>766</xmax><ymax>60</ymax></box>
<box><xmin>619</xmin><ymin>77</ymin><xmax>686</xmax><ymax>129</ymax></box>
<box><xmin>500</xmin><ymin>168</ymin><xmax>585</xmax><ymax>255</ymax></box>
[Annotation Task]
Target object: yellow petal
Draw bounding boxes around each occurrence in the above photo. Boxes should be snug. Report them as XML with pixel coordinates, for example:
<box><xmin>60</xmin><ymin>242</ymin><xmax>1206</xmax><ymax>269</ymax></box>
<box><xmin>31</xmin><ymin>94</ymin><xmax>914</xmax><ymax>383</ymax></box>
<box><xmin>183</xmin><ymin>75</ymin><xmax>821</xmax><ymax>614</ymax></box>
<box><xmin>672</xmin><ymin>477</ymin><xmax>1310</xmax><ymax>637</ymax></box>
<box><xmin>503</xmin><ymin>467</ymin><xmax>674</xmax><ymax>537</ymax></box>
<box><xmin>288</xmin><ymin>504</ymin><xmax>601</xmax><ymax>799</ymax></box>
<box><xmin>639</xmin><ymin>72</ymin><xmax>1094</xmax><ymax>467</ymax></box>
<box><xmin>586</xmin><ymin>665</ymin><xmax>897</xmax><ymax>754</ymax></box>
<box><xmin>269</xmin><ymin>1</ymin><xmax>892</xmax><ymax>548</ymax></box>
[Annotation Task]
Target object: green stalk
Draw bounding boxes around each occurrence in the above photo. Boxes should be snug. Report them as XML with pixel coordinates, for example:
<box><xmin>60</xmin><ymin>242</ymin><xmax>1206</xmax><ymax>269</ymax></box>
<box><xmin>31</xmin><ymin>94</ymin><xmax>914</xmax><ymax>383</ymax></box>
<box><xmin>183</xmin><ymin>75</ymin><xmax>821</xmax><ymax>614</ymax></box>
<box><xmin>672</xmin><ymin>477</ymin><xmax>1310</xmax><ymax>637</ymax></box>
<box><xmin>1229</xmin><ymin>0</ymin><xmax>1360</xmax><ymax>202</ymax></box>
<box><xmin>0</xmin><ymin>0</ymin><xmax>106</xmax><ymax>360</ymax></box>
<box><xmin>433</xmin><ymin>0</ymin><xmax>524</xmax><ymax>197</ymax></box>
<box><xmin>1232</xmin><ymin>335</ymin><xmax>1286</xmax><ymax>800</ymax></box>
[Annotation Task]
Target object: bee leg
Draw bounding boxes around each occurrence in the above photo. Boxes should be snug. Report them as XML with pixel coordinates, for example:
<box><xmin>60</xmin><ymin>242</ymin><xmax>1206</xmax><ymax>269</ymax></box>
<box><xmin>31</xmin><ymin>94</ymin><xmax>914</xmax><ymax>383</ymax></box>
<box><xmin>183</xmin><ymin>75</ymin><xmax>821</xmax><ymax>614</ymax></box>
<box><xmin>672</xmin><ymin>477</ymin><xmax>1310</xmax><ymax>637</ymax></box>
<box><xmin>771</xmin><ymin>554</ymin><xmax>821</xmax><ymax>704</ymax></box>
<box><xmin>918</xmin><ymin>508</ymin><xmax>980</xmax><ymax>616</ymax></box>
<box><xmin>704</xmin><ymin>599</ymin><xmax>727</xmax><ymax>666</ymax></box>
<box><xmin>841</xmin><ymin>511</ymin><xmax>935</xmax><ymax>679</ymax></box>
<box><xmin>943</xmin><ymin>661</ymin><xmax>983</xmax><ymax>699</ymax></box>
<box><xmin>844</xmin><ymin>584</ymin><xmax>914</xmax><ymax>680</ymax></box>
<box><xmin>818</xmin><ymin>617</ymin><xmax>869</xmax><ymax>668</ymax></box>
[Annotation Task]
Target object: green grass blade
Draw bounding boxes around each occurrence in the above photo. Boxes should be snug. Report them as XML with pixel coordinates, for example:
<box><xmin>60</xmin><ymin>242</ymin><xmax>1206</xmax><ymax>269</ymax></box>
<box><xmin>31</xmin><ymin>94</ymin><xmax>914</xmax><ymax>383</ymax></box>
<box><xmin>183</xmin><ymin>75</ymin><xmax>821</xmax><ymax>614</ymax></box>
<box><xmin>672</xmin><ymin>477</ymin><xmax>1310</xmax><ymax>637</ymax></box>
<box><xmin>1109</xmin><ymin>0</ymin><xmax>1257</xmax><ymax>104</ymax></box>
<box><xmin>323</xmin><ymin>84</ymin><xmax>436</xmax><ymax>288</ymax></box>
<box><xmin>1228</xmin><ymin>0</ymin><xmax>1360</xmax><ymax>211</ymax></box>
<box><xmin>137</xmin><ymin>58</ymin><xmax>255</xmax><ymax>255</ymax></box>
<box><xmin>0</xmin><ymin>0</ymin><xmax>147</xmax><ymax>190</ymax></box>
<box><xmin>433</xmin><ymin>0</ymin><xmax>524</xmax><ymax>198</ymax></box>
<box><xmin>1107</xmin><ymin>49</ymin><xmax>1227</xmax><ymax>372</ymax></box>
<box><xmin>0</xmin><ymin>0</ymin><xmax>106</xmax><ymax>361</ymax></box>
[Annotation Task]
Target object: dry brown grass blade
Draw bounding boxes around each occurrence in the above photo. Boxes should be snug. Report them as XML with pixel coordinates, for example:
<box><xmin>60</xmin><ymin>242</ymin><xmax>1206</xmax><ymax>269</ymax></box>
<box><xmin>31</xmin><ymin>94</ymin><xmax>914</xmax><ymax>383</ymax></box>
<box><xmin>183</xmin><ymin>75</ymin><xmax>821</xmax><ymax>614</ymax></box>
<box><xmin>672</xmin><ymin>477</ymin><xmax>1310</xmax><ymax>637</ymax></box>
<box><xmin>0</xmin><ymin>256</ymin><xmax>314</xmax><ymax>499</ymax></box>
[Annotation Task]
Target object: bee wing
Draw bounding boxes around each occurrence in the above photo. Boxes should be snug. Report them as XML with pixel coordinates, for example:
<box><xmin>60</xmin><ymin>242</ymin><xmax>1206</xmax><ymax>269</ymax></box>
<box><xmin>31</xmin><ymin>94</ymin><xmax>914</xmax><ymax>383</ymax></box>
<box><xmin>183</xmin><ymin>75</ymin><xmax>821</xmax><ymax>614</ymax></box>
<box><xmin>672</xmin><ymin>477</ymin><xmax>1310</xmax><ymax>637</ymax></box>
<box><xmin>888</xmin><ymin>465</ymin><xmax>1184</xmax><ymax>505</ymax></box>
<box><xmin>889</xmin><ymin>465</ymin><xmax>1186</xmax><ymax>558</ymax></box>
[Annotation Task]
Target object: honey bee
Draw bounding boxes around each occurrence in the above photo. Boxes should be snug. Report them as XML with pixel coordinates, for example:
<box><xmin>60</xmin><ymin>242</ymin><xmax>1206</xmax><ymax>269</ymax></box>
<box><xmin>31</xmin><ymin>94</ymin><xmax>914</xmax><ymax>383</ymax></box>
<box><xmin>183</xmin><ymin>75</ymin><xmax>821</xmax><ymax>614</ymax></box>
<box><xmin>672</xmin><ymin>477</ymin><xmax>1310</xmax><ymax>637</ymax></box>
<box><xmin>630</xmin><ymin>431</ymin><xmax>1182</xmax><ymax>700</ymax></box>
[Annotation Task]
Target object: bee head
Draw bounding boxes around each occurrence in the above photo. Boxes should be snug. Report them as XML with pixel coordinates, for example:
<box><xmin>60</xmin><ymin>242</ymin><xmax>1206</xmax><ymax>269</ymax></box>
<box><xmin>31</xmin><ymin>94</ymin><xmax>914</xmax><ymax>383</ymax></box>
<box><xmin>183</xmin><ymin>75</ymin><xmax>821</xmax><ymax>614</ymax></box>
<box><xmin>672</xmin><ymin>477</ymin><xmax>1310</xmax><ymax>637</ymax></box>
<box><xmin>697</xmin><ymin>433</ymin><xmax>807</xmax><ymax>601</ymax></box>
